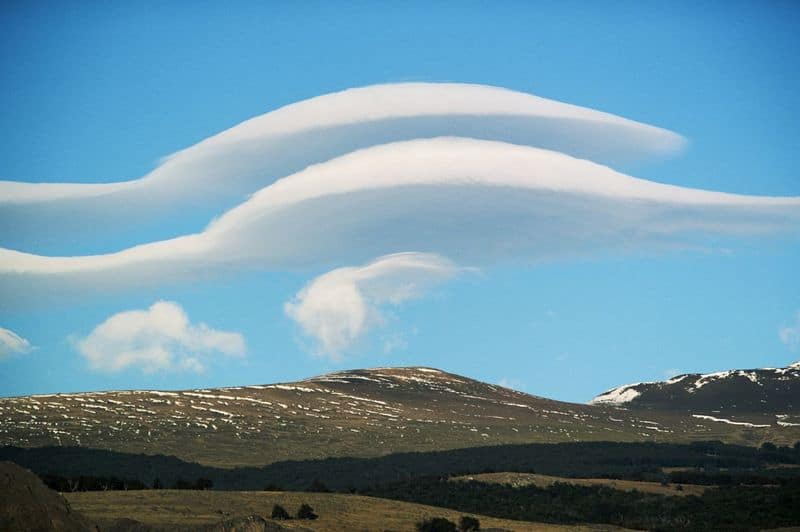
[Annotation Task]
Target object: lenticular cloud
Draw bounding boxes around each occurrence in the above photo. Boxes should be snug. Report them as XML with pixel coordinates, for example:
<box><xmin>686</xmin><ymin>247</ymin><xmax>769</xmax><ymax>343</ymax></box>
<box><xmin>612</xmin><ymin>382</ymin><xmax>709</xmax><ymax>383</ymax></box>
<box><xmin>0</xmin><ymin>83</ymin><xmax>684</xmax><ymax>253</ymax></box>
<box><xmin>1</xmin><ymin>137</ymin><xmax>798</xmax><ymax>309</ymax></box>
<box><xmin>0</xmin><ymin>84</ymin><xmax>798</xmax><ymax>312</ymax></box>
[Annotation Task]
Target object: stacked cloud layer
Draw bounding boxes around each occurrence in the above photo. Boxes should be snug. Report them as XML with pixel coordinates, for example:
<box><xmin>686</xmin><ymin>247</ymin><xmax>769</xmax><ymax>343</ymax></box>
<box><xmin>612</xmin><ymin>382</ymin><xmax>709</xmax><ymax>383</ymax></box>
<box><xmin>1</xmin><ymin>84</ymin><xmax>798</xmax><ymax>354</ymax></box>
<box><xmin>0</xmin><ymin>83</ymin><xmax>683</xmax><ymax>253</ymax></box>
<box><xmin>1</xmin><ymin>137</ymin><xmax>798</xmax><ymax>307</ymax></box>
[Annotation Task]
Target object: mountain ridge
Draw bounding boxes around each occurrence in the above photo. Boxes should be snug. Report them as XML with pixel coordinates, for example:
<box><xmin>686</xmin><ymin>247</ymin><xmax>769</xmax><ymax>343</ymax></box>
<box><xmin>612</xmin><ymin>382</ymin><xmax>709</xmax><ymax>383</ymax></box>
<box><xmin>591</xmin><ymin>361</ymin><xmax>800</xmax><ymax>416</ymax></box>
<box><xmin>1</xmin><ymin>366</ymin><xmax>798</xmax><ymax>468</ymax></box>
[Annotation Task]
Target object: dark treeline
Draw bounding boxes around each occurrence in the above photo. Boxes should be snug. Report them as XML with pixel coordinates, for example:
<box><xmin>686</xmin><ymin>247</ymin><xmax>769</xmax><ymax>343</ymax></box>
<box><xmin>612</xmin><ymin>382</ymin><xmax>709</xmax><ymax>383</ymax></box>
<box><xmin>39</xmin><ymin>473</ymin><xmax>213</xmax><ymax>492</ymax></box>
<box><xmin>668</xmin><ymin>466</ymin><xmax>800</xmax><ymax>486</ymax></box>
<box><xmin>40</xmin><ymin>474</ymin><xmax>149</xmax><ymax>492</ymax></box>
<box><xmin>366</xmin><ymin>477</ymin><xmax>800</xmax><ymax>531</ymax></box>
<box><xmin>1</xmin><ymin>440</ymin><xmax>798</xmax><ymax>492</ymax></box>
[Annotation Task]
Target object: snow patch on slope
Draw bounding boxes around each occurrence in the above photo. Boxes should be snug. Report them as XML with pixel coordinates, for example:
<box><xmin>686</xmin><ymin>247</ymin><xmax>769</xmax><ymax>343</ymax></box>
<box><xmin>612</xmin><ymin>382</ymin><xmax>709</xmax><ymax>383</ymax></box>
<box><xmin>691</xmin><ymin>414</ymin><xmax>770</xmax><ymax>428</ymax></box>
<box><xmin>691</xmin><ymin>371</ymin><xmax>734</xmax><ymax>390</ymax></box>
<box><xmin>589</xmin><ymin>385</ymin><xmax>642</xmax><ymax>405</ymax></box>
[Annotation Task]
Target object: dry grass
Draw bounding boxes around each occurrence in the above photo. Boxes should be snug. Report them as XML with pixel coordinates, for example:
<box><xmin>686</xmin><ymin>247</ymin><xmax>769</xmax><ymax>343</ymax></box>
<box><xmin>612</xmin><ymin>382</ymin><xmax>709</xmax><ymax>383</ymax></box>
<box><xmin>66</xmin><ymin>490</ymin><xmax>632</xmax><ymax>531</ymax></box>
<box><xmin>452</xmin><ymin>472</ymin><xmax>707</xmax><ymax>497</ymax></box>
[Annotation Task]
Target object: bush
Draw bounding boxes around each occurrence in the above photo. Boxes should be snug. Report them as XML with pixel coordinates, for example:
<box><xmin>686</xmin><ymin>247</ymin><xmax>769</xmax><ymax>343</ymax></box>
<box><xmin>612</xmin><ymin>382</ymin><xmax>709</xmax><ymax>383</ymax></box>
<box><xmin>307</xmin><ymin>478</ymin><xmax>330</xmax><ymax>492</ymax></box>
<box><xmin>297</xmin><ymin>503</ymin><xmax>318</xmax><ymax>520</ymax></box>
<box><xmin>416</xmin><ymin>517</ymin><xmax>457</xmax><ymax>532</ymax></box>
<box><xmin>174</xmin><ymin>477</ymin><xmax>212</xmax><ymax>490</ymax></box>
<box><xmin>195</xmin><ymin>477</ymin><xmax>213</xmax><ymax>490</ymax></box>
<box><xmin>459</xmin><ymin>515</ymin><xmax>480</xmax><ymax>531</ymax></box>
<box><xmin>271</xmin><ymin>504</ymin><xmax>290</xmax><ymax>520</ymax></box>
<box><xmin>173</xmin><ymin>478</ymin><xmax>193</xmax><ymax>489</ymax></box>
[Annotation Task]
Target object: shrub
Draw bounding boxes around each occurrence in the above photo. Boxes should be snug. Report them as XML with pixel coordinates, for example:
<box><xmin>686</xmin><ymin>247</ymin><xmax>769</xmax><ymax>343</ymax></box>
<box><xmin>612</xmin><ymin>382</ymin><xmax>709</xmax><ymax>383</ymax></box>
<box><xmin>760</xmin><ymin>442</ymin><xmax>777</xmax><ymax>452</ymax></box>
<box><xmin>297</xmin><ymin>503</ymin><xmax>318</xmax><ymax>520</ymax></box>
<box><xmin>459</xmin><ymin>515</ymin><xmax>480</xmax><ymax>531</ymax></box>
<box><xmin>195</xmin><ymin>477</ymin><xmax>213</xmax><ymax>490</ymax></box>
<box><xmin>173</xmin><ymin>478</ymin><xmax>193</xmax><ymax>489</ymax></box>
<box><xmin>416</xmin><ymin>517</ymin><xmax>457</xmax><ymax>532</ymax></box>
<box><xmin>307</xmin><ymin>478</ymin><xmax>331</xmax><ymax>492</ymax></box>
<box><xmin>271</xmin><ymin>504</ymin><xmax>290</xmax><ymax>520</ymax></box>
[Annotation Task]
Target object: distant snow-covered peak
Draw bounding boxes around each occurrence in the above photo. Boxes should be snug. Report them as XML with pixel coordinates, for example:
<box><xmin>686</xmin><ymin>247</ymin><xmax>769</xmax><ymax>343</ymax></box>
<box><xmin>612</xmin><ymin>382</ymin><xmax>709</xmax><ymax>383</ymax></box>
<box><xmin>589</xmin><ymin>360</ymin><xmax>800</xmax><ymax>412</ymax></box>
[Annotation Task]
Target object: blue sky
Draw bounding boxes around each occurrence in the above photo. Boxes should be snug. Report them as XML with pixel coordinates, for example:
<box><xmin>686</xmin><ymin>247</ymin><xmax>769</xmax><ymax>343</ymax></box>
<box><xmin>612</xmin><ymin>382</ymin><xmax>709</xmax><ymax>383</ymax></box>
<box><xmin>1</xmin><ymin>1</ymin><xmax>798</xmax><ymax>402</ymax></box>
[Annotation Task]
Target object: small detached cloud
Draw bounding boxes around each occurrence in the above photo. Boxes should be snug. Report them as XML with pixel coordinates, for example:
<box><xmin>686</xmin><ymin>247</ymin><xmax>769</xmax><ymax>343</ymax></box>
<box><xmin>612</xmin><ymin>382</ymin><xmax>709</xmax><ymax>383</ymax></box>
<box><xmin>0</xmin><ymin>327</ymin><xmax>33</xmax><ymax>359</ymax></box>
<box><xmin>498</xmin><ymin>377</ymin><xmax>524</xmax><ymax>391</ymax></box>
<box><xmin>75</xmin><ymin>301</ymin><xmax>245</xmax><ymax>373</ymax></box>
<box><xmin>284</xmin><ymin>252</ymin><xmax>465</xmax><ymax>360</ymax></box>
<box><xmin>779</xmin><ymin>311</ymin><xmax>800</xmax><ymax>350</ymax></box>
<box><xmin>382</xmin><ymin>333</ymin><xmax>408</xmax><ymax>354</ymax></box>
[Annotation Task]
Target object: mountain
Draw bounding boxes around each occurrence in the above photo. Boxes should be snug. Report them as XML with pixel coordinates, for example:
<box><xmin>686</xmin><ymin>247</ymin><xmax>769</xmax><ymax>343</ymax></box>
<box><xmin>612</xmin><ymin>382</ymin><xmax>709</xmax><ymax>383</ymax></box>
<box><xmin>591</xmin><ymin>361</ymin><xmax>800</xmax><ymax>420</ymax></box>
<box><xmin>1</xmin><ymin>367</ymin><xmax>798</xmax><ymax>468</ymax></box>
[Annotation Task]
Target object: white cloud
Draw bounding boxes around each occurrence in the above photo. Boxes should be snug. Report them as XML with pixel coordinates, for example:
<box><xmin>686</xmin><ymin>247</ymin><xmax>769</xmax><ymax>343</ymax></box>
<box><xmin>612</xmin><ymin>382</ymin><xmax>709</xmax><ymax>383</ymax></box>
<box><xmin>0</xmin><ymin>83</ymin><xmax>683</xmax><ymax>254</ymax></box>
<box><xmin>284</xmin><ymin>253</ymin><xmax>463</xmax><ymax>359</ymax></box>
<box><xmin>0</xmin><ymin>327</ymin><xmax>33</xmax><ymax>359</ymax></box>
<box><xmin>2</xmin><ymin>137</ymin><xmax>797</xmax><ymax>309</ymax></box>
<box><xmin>779</xmin><ymin>311</ymin><xmax>800</xmax><ymax>350</ymax></box>
<box><xmin>75</xmin><ymin>301</ymin><xmax>245</xmax><ymax>373</ymax></box>
<box><xmin>382</xmin><ymin>333</ymin><xmax>409</xmax><ymax>354</ymax></box>
<box><xmin>498</xmin><ymin>377</ymin><xmax>524</xmax><ymax>391</ymax></box>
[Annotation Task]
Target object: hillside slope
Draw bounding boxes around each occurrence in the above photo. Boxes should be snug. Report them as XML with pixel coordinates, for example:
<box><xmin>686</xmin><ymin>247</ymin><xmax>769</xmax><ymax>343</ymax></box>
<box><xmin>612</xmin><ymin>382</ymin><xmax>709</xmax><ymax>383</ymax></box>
<box><xmin>0</xmin><ymin>461</ymin><xmax>91</xmax><ymax>531</ymax></box>
<box><xmin>591</xmin><ymin>361</ymin><xmax>800</xmax><ymax>425</ymax></box>
<box><xmin>1</xmin><ymin>367</ymin><xmax>798</xmax><ymax>467</ymax></box>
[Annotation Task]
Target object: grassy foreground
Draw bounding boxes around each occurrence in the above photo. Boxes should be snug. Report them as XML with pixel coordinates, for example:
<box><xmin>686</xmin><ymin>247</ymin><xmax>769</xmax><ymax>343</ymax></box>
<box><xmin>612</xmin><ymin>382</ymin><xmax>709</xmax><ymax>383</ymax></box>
<box><xmin>66</xmin><ymin>490</ymin><xmax>631</xmax><ymax>532</ymax></box>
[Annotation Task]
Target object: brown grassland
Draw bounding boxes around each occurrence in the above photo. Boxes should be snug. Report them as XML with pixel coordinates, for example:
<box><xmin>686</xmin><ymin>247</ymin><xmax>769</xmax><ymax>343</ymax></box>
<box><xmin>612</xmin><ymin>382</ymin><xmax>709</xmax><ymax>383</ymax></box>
<box><xmin>66</xmin><ymin>490</ymin><xmax>633</xmax><ymax>532</ymax></box>
<box><xmin>451</xmin><ymin>472</ymin><xmax>707</xmax><ymax>497</ymax></box>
